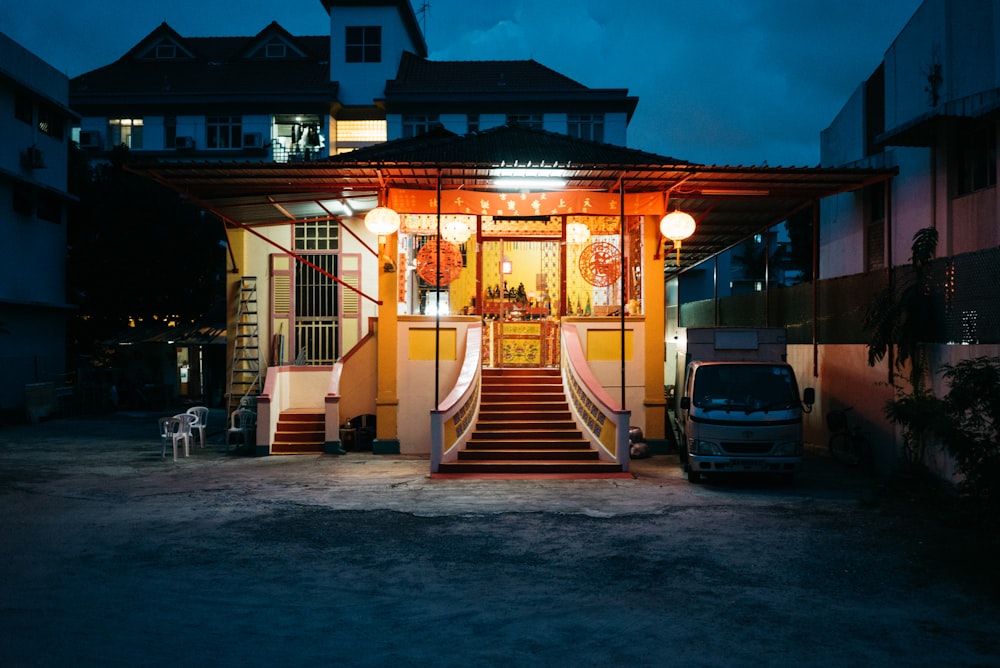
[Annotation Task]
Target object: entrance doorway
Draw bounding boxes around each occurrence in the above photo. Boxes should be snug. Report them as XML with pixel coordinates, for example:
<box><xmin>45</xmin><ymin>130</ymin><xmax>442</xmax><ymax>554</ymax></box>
<box><xmin>480</xmin><ymin>239</ymin><xmax>561</xmax><ymax>368</ymax></box>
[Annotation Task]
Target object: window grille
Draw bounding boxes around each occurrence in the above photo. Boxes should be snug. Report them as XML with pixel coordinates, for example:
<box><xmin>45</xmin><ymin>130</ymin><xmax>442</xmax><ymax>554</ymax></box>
<box><xmin>295</xmin><ymin>253</ymin><xmax>339</xmax><ymax>365</ymax></box>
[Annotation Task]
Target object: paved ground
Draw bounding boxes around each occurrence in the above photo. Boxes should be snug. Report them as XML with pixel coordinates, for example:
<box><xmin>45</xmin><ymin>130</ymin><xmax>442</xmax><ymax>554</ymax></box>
<box><xmin>2</xmin><ymin>409</ymin><xmax>999</xmax><ymax>667</ymax></box>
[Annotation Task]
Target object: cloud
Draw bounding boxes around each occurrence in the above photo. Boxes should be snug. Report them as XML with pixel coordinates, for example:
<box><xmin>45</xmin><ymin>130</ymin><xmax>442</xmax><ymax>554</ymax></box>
<box><xmin>6</xmin><ymin>0</ymin><xmax>923</xmax><ymax>166</ymax></box>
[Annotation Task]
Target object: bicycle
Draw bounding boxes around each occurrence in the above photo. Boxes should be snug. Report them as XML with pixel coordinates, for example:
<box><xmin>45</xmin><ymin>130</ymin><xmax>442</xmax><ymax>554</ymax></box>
<box><xmin>826</xmin><ymin>406</ymin><xmax>872</xmax><ymax>468</ymax></box>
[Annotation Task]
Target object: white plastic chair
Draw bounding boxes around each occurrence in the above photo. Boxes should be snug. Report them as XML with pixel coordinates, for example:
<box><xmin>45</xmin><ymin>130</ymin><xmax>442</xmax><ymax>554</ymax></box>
<box><xmin>227</xmin><ymin>408</ymin><xmax>256</xmax><ymax>448</ymax></box>
<box><xmin>186</xmin><ymin>406</ymin><xmax>209</xmax><ymax>448</ymax></box>
<box><xmin>159</xmin><ymin>416</ymin><xmax>190</xmax><ymax>461</ymax></box>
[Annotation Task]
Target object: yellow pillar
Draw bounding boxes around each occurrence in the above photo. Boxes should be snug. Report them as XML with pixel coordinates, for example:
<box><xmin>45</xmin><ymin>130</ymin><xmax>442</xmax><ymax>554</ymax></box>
<box><xmin>642</xmin><ymin>215</ymin><xmax>668</xmax><ymax>445</ymax></box>
<box><xmin>374</xmin><ymin>233</ymin><xmax>400</xmax><ymax>453</ymax></box>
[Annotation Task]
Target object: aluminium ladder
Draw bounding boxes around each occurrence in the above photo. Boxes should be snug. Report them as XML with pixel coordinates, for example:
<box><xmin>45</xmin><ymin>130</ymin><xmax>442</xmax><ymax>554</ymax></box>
<box><xmin>227</xmin><ymin>276</ymin><xmax>261</xmax><ymax>410</ymax></box>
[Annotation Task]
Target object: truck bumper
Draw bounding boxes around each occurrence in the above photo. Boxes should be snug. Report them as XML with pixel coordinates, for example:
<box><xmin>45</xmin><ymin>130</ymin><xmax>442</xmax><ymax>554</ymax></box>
<box><xmin>688</xmin><ymin>455</ymin><xmax>800</xmax><ymax>475</ymax></box>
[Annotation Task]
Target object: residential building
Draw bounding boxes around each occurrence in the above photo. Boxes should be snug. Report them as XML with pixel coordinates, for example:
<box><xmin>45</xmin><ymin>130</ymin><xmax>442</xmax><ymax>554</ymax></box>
<box><xmin>69</xmin><ymin>0</ymin><xmax>637</xmax><ymax>161</ymax></box>
<box><xmin>0</xmin><ymin>33</ymin><xmax>77</xmax><ymax>419</ymax></box>
<box><xmin>818</xmin><ymin>0</ymin><xmax>1000</xmax><ymax>475</ymax></box>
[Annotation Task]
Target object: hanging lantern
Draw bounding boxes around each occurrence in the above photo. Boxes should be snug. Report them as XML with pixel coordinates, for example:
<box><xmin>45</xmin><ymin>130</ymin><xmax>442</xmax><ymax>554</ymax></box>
<box><xmin>659</xmin><ymin>210</ymin><xmax>697</xmax><ymax>266</ymax></box>
<box><xmin>440</xmin><ymin>218</ymin><xmax>472</xmax><ymax>244</ymax></box>
<box><xmin>364</xmin><ymin>206</ymin><xmax>401</xmax><ymax>237</ymax></box>
<box><xmin>566</xmin><ymin>222</ymin><xmax>591</xmax><ymax>245</ymax></box>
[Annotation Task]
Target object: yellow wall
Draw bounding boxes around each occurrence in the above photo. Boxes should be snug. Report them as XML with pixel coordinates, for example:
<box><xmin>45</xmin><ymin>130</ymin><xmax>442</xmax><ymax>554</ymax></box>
<box><xmin>409</xmin><ymin>328</ymin><xmax>457</xmax><ymax>360</ymax></box>
<box><xmin>586</xmin><ymin>329</ymin><xmax>634</xmax><ymax>361</ymax></box>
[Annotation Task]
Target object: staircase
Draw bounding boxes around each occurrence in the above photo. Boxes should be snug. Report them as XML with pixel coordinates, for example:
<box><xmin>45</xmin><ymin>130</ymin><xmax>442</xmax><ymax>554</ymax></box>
<box><xmin>436</xmin><ymin>368</ymin><xmax>625</xmax><ymax>475</ymax></box>
<box><xmin>270</xmin><ymin>409</ymin><xmax>325</xmax><ymax>455</ymax></box>
<box><xmin>228</xmin><ymin>276</ymin><xmax>261</xmax><ymax>410</ymax></box>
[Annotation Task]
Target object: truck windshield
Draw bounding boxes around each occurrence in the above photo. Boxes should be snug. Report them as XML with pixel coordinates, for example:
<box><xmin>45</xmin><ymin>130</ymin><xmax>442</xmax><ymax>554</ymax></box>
<box><xmin>693</xmin><ymin>364</ymin><xmax>800</xmax><ymax>412</ymax></box>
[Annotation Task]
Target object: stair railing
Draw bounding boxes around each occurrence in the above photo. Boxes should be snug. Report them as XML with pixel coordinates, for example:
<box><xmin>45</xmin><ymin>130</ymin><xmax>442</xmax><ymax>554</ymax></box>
<box><xmin>560</xmin><ymin>324</ymin><xmax>632</xmax><ymax>471</ymax></box>
<box><xmin>430</xmin><ymin>324</ymin><xmax>483</xmax><ymax>472</ymax></box>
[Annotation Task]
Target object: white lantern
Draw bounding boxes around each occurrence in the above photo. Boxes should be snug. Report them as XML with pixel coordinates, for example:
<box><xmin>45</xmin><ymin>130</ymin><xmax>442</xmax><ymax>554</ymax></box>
<box><xmin>364</xmin><ymin>206</ymin><xmax>400</xmax><ymax>237</ymax></box>
<box><xmin>441</xmin><ymin>219</ymin><xmax>472</xmax><ymax>244</ymax></box>
<box><xmin>566</xmin><ymin>222</ymin><xmax>591</xmax><ymax>245</ymax></box>
<box><xmin>659</xmin><ymin>210</ymin><xmax>697</xmax><ymax>266</ymax></box>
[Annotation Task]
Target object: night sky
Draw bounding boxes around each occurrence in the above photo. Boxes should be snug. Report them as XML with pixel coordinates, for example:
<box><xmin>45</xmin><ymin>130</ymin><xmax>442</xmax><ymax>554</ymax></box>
<box><xmin>3</xmin><ymin>0</ymin><xmax>923</xmax><ymax>166</ymax></box>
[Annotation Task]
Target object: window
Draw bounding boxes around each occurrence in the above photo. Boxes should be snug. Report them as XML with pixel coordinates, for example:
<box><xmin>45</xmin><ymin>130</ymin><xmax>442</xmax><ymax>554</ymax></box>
<box><xmin>155</xmin><ymin>44</ymin><xmax>177</xmax><ymax>59</ymax></box>
<box><xmin>957</xmin><ymin>124</ymin><xmax>997</xmax><ymax>195</ymax></box>
<box><xmin>108</xmin><ymin>118</ymin><xmax>144</xmax><ymax>149</ymax></box>
<box><xmin>295</xmin><ymin>220</ymin><xmax>339</xmax><ymax>251</ymax></box>
<box><xmin>346</xmin><ymin>26</ymin><xmax>381</xmax><ymax>63</ymax></box>
<box><xmin>265</xmin><ymin>42</ymin><xmax>287</xmax><ymax>58</ymax></box>
<box><xmin>12</xmin><ymin>190</ymin><xmax>32</xmax><ymax>216</ymax></box>
<box><xmin>568</xmin><ymin>114</ymin><xmax>604</xmax><ymax>143</ymax></box>
<box><xmin>467</xmin><ymin>114</ymin><xmax>479</xmax><ymax>133</ymax></box>
<box><xmin>37</xmin><ymin>192</ymin><xmax>62</xmax><ymax>223</ymax></box>
<box><xmin>402</xmin><ymin>114</ymin><xmax>439</xmax><ymax>138</ymax></box>
<box><xmin>506</xmin><ymin>113</ymin><xmax>543</xmax><ymax>130</ymax></box>
<box><xmin>207</xmin><ymin>116</ymin><xmax>242</xmax><ymax>149</ymax></box>
<box><xmin>865</xmin><ymin>185</ymin><xmax>886</xmax><ymax>272</ymax></box>
<box><xmin>15</xmin><ymin>91</ymin><xmax>33</xmax><ymax>125</ymax></box>
<box><xmin>37</xmin><ymin>104</ymin><xmax>65</xmax><ymax>140</ymax></box>
<box><xmin>335</xmin><ymin>120</ymin><xmax>387</xmax><ymax>143</ymax></box>
<box><xmin>164</xmin><ymin>116</ymin><xmax>176</xmax><ymax>150</ymax></box>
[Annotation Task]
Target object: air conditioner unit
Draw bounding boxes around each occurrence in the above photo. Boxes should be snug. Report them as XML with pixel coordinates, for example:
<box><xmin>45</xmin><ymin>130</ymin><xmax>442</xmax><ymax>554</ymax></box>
<box><xmin>79</xmin><ymin>130</ymin><xmax>103</xmax><ymax>149</ymax></box>
<box><xmin>20</xmin><ymin>146</ymin><xmax>45</xmax><ymax>169</ymax></box>
<box><xmin>242</xmin><ymin>132</ymin><xmax>263</xmax><ymax>149</ymax></box>
<box><xmin>175</xmin><ymin>136</ymin><xmax>196</xmax><ymax>150</ymax></box>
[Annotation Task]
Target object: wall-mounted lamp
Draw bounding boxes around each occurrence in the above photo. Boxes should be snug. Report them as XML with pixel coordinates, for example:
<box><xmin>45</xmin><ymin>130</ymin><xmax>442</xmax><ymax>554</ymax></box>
<box><xmin>659</xmin><ymin>210</ymin><xmax>696</xmax><ymax>266</ymax></box>
<box><xmin>502</xmin><ymin>256</ymin><xmax>513</xmax><ymax>274</ymax></box>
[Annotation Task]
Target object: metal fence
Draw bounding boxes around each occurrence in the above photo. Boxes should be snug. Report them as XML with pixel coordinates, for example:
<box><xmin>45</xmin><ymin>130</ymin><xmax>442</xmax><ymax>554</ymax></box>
<box><xmin>680</xmin><ymin>246</ymin><xmax>1000</xmax><ymax>345</ymax></box>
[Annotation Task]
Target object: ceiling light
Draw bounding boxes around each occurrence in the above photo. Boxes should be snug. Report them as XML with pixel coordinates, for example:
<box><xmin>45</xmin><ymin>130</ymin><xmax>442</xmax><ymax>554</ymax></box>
<box><xmin>493</xmin><ymin>177</ymin><xmax>567</xmax><ymax>189</ymax></box>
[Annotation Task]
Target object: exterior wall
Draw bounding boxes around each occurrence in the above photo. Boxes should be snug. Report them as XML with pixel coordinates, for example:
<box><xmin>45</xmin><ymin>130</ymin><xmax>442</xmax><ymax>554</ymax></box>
<box><xmin>329</xmin><ymin>5</ymin><xmax>419</xmax><ymax>106</ymax></box>
<box><xmin>819</xmin><ymin>85</ymin><xmax>866</xmax><ymax>168</ymax></box>
<box><xmin>883</xmin><ymin>0</ymin><xmax>998</xmax><ymax>133</ymax></box>
<box><xmin>395</xmin><ymin>316</ymin><xmax>479</xmax><ymax>455</ymax></box>
<box><xmin>564</xmin><ymin>317</ymin><xmax>646</xmax><ymax>433</ymax></box>
<box><xmin>0</xmin><ymin>33</ymin><xmax>73</xmax><ymax>414</ymax></box>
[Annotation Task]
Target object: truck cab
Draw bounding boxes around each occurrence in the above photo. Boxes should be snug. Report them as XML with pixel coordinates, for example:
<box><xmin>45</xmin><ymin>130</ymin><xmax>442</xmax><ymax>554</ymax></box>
<box><xmin>675</xmin><ymin>329</ymin><xmax>814</xmax><ymax>483</ymax></box>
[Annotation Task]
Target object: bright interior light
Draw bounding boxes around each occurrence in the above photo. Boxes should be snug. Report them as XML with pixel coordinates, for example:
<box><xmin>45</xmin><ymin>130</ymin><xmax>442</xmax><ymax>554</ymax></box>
<box><xmin>566</xmin><ymin>222</ymin><xmax>591</xmax><ymax>244</ymax></box>
<box><xmin>492</xmin><ymin>168</ymin><xmax>569</xmax><ymax>190</ymax></box>
<box><xmin>492</xmin><ymin>177</ymin><xmax>568</xmax><ymax>189</ymax></box>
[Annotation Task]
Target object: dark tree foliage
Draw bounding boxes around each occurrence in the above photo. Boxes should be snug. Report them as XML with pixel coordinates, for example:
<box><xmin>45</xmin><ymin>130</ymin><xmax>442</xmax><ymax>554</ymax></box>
<box><xmin>66</xmin><ymin>144</ymin><xmax>226</xmax><ymax>358</ymax></box>
<box><xmin>864</xmin><ymin>227</ymin><xmax>939</xmax><ymax>375</ymax></box>
<box><xmin>937</xmin><ymin>357</ymin><xmax>1000</xmax><ymax>511</ymax></box>
<box><xmin>783</xmin><ymin>210</ymin><xmax>814</xmax><ymax>281</ymax></box>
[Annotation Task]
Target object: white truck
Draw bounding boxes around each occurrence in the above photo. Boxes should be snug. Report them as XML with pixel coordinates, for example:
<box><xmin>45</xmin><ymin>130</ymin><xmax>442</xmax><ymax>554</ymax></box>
<box><xmin>675</xmin><ymin>328</ymin><xmax>815</xmax><ymax>483</ymax></box>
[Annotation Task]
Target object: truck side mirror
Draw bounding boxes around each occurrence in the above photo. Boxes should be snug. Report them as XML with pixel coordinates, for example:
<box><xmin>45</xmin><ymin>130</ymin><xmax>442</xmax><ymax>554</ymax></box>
<box><xmin>680</xmin><ymin>396</ymin><xmax>690</xmax><ymax>410</ymax></box>
<box><xmin>803</xmin><ymin>388</ymin><xmax>815</xmax><ymax>405</ymax></box>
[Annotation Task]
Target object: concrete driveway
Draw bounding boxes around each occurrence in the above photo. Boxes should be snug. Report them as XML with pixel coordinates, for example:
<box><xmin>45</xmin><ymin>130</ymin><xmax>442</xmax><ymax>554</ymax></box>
<box><xmin>2</xmin><ymin>410</ymin><xmax>998</xmax><ymax>666</ymax></box>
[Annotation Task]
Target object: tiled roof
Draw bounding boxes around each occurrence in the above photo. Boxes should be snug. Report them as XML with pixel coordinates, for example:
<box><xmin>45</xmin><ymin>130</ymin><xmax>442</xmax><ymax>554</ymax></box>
<box><xmin>323</xmin><ymin>123</ymin><xmax>689</xmax><ymax>167</ymax></box>
<box><xmin>70</xmin><ymin>23</ymin><xmax>335</xmax><ymax>105</ymax></box>
<box><xmin>383</xmin><ymin>53</ymin><xmax>639</xmax><ymax>116</ymax></box>
<box><xmin>387</xmin><ymin>52</ymin><xmax>590</xmax><ymax>92</ymax></box>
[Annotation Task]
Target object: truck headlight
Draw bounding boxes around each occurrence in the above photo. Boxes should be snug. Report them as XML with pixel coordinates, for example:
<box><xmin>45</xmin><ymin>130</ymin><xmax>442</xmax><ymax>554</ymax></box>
<box><xmin>690</xmin><ymin>439</ymin><xmax>723</xmax><ymax>455</ymax></box>
<box><xmin>772</xmin><ymin>441</ymin><xmax>802</xmax><ymax>456</ymax></box>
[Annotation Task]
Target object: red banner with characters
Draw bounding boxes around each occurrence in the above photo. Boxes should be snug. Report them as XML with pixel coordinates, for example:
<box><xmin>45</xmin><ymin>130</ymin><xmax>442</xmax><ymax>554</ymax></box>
<box><xmin>388</xmin><ymin>189</ymin><xmax>663</xmax><ymax>217</ymax></box>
